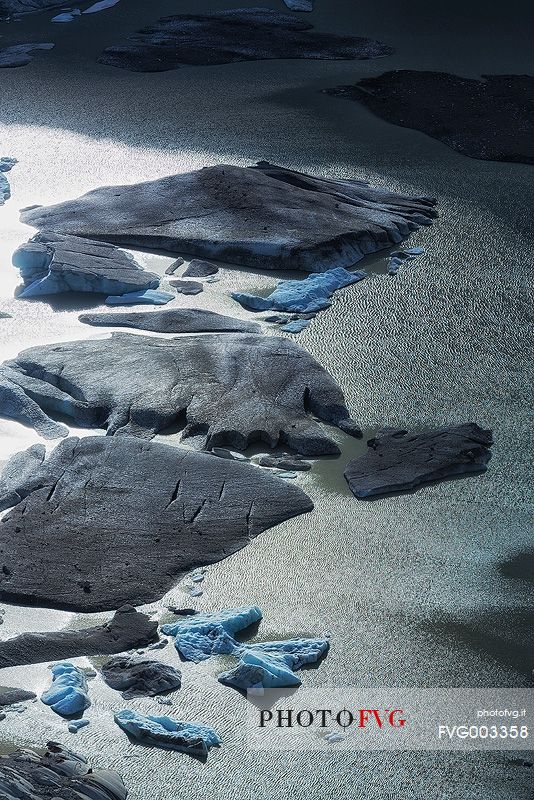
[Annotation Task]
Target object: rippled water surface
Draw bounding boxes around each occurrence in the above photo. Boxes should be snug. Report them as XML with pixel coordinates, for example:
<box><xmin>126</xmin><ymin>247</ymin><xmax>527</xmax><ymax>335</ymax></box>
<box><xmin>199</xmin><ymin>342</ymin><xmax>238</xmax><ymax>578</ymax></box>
<box><xmin>0</xmin><ymin>1</ymin><xmax>532</xmax><ymax>797</ymax></box>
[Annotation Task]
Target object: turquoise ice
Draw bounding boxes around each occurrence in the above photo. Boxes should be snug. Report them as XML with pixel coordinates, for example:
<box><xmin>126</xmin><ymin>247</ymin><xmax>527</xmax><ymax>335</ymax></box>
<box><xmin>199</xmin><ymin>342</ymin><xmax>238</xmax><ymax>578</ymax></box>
<box><xmin>232</xmin><ymin>267</ymin><xmax>366</xmax><ymax>314</ymax></box>
<box><xmin>161</xmin><ymin>606</ymin><xmax>263</xmax><ymax>662</ymax></box>
<box><xmin>218</xmin><ymin>638</ymin><xmax>329</xmax><ymax>690</ymax></box>
<box><xmin>41</xmin><ymin>662</ymin><xmax>91</xmax><ymax>717</ymax></box>
<box><xmin>114</xmin><ymin>709</ymin><xmax>221</xmax><ymax>756</ymax></box>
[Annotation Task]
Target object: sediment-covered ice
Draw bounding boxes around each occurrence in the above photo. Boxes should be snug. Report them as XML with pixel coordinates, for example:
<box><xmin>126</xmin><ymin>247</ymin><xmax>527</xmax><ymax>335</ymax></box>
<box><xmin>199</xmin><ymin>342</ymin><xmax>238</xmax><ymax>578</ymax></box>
<box><xmin>0</xmin><ymin>43</ymin><xmax>54</xmax><ymax>68</ymax></box>
<box><xmin>12</xmin><ymin>232</ymin><xmax>160</xmax><ymax>299</ymax></box>
<box><xmin>0</xmin><ymin>742</ymin><xmax>127</xmax><ymax>800</ymax></box>
<box><xmin>101</xmin><ymin>655</ymin><xmax>182</xmax><ymax>699</ymax></box>
<box><xmin>1</xmin><ymin>332</ymin><xmax>359</xmax><ymax>454</ymax></box>
<box><xmin>344</xmin><ymin>423</ymin><xmax>493</xmax><ymax>497</ymax></box>
<box><xmin>20</xmin><ymin>162</ymin><xmax>438</xmax><ymax>273</ymax></box>
<box><xmin>283</xmin><ymin>0</ymin><xmax>314</xmax><ymax>10</ymax></box>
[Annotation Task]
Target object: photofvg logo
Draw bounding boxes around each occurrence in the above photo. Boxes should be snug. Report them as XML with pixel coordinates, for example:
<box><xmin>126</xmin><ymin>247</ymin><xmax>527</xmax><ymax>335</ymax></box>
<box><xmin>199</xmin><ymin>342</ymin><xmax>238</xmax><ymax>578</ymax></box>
<box><xmin>246</xmin><ymin>688</ymin><xmax>534</xmax><ymax>751</ymax></box>
<box><xmin>259</xmin><ymin>706</ymin><xmax>406</xmax><ymax>736</ymax></box>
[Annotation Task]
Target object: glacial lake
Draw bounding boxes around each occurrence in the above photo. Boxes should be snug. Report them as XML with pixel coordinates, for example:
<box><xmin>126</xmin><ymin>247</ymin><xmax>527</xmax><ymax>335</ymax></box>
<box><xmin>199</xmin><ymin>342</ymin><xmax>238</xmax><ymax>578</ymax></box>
<box><xmin>0</xmin><ymin>0</ymin><xmax>532</xmax><ymax>797</ymax></box>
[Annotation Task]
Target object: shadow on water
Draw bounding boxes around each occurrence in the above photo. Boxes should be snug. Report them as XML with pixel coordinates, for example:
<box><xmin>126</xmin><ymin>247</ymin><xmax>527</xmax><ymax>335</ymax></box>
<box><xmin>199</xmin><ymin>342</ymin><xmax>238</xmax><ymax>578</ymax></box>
<box><xmin>119</xmin><ymin>730</ymin><xmax>212</xmax><ymax>764</ymax></box>
<box><xmin>14</xmin><ymin>290</ymin><xmax>110</xmax><ymax>312</ymax></box>
<box><xmin>420</xmin><ymin>606</ymin><xmax>534</xmax><ymax>681</ymax></box>
<box><xmin>498</xmin><ymin>550</ymin><xmax>534</xmax><ymax>583</ymax></box>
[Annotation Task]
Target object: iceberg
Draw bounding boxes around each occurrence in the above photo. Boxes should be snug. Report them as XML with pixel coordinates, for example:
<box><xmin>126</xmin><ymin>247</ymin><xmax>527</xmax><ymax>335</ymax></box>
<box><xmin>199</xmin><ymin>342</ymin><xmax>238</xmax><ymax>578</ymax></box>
<box><xmin>344</xmin><ymin>423</ymin><xmax>493</xmax><ymax>498</ymax></box>
<box><xmin>13</xmin><ymin>232</ymin><xmax>160</xmax><ymax>299</ymax></box>
<box><xmin>0</xmin><ymin>157</ymin><xmax>16</xmax><ymax>204</ymax></box>
<box><xmin>182</xmin><ymin>259</ymin><xmax>218</xmax><ymax>278</ymax></box>
<box><xmin>232</xmin><ymin>267</ymin><xmax>367</xmax><ymax>314</ymax></box>
<box><xmin>51</xmin><ymin>9</ymin><xmax>81</xmax><ymax>22</ymax></box>
<box><xmin>41</xmin><ymin>662</ymin><xmax>91</xmax><ymax>717</ymax></box>
<box><xmin>161</xmin><ymin>606</ymin><xmax>263</xmax><ymax>662</ymax></box>
<box><xmin>83</xmin><ymin>0</ymin><xmax>120</xmax><ymax>13</ymax></box>
<box><xmin>101</xmin><ymin>655</ymin><xmax>182</xmax><ymax>699</ymax></box>
<box><xmin>105</xmin><ymin>289</ymin><xmax>174</xmax><ymax>305</ymax></box>
<box><xmin>387</xmin><ymin>246</ymin><xmax>425</xmax><ymax>275</ymax></box>
<box><xmin>19</xmin><ymin>162</ymin><xmax>437</xmax><ymax>273</ymax></box>
<box><xmin>284</xmin><ymin>0</ymin><xmax>313</xmax><ymax>9</ymax></box>
<box><xmin>280</xmin><ymin>319</ymin><xmax>311</xmax><ymax>333</ymax></box>
<box><xmin>68</xmin><ymin>717</ymin><xmax>90</xmax><ymax>733</ymax></box>
<box><xmin>114</xmin><ymin>709</ymin><xmax>221</xmax><ymax>757</ymax></box>
<box><xmin>0</xmin><ymin>743</ymin><xmax>127</xmax><ymax>800</ymax></box>
<box><xmin>218</xmin><ymin>638</ymin><xmax>329</xmax><ymax>690</ymax></box>
<box><xmin>0</xmin><ymin>43</ymin><xmax>54</xmax><ymax>69</ymax></box>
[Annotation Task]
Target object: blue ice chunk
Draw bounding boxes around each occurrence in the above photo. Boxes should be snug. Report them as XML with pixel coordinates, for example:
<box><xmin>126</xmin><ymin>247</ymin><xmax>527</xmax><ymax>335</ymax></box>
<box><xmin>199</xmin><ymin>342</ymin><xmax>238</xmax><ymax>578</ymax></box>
<box><xmin>230</xmin><ymin>293</ymin><xmax>272</xmax><ymax>311</ymax></box>
<box><xmin>325</xmin><ymin>731</ymin><xmax>344</xmax><ymax>743</ymax></box>
<box><xmin>83</xmin><ymin>0</ymin><xmax>120</xmax><ymax>12</ymax></box>
<box><xmin>0</xmin><ymin>158</ymin><xmax>16</xmax><ymax>205</ymax></box>
<box><xmin>0</xmin><ymin>157</ymin><xmax>17</xmax><ymax>173</ymax></box>
<box><xmin>387</xmin><ymin>246</ymin><xmax>425</xmax><ymax>275</ymax></box>
<box><xmin>218</xmin><ymin>650</ymin><xmax>301</xmax><ymax>689</ymax></box>
<box><xmin>51</xmin><ymin>9</ymin><xmax>81</xmax><ymax>21</ymax></box>
<box><xmin>239</xmin><ymin>638</ymin><xmax>329</xmax><ymax>669</ymax></box>
<box><xmin>105</xmin><ymin>289</ymin><xmax>174</xmax><ymax>306</ymax></box>
<box><xmin>232</xmin><ymin>268</ymin><xmax>366</xmax><ymax>315</ymax></box>
<box><xmin>41</xmin><ymin>662</ymin><xmax>91</xmax><ymax>717</ymax></box>
<box><xmin>68</xmin><ymin>718</ymin><xmax>90</xmax><ymax>733</ymax></box>
<box><xmin>114</xmin><ymin>709</ymin><xmax>221</xmax><ymax>757</ymax></box>
<box><xmin>161</xmin><ymin>606</ymin><xmax>262</xmax><ymax>662</ymax></box>
<box><xmin>387</xmin><ymin>256</ymin><xmax>404</xmax><ymax>276</ymax></box>
<box><xmin>0</xmin><ymin>177</ymin><xmax>9</xmax><ymax>204</ymax></box>
<box><xmin>401</xmin><ymin>246</ymin><xmax>425</xmax><ymax>256</ymax></box>
<box><xmin>280</xmin><ymin>319</ymin><xmax>311</xmax><ymax>333</ymax></box>
<box><xmin>218</xmin><ymin>638</ymin><xmax>329</xmax><ymax>690</ymax></box>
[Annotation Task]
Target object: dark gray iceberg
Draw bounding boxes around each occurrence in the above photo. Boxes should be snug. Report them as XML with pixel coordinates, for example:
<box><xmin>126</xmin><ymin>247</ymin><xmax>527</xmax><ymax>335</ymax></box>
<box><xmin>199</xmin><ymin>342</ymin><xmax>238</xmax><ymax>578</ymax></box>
<box><xmin>0</xmin><ymin>0</ymin><xmax>63</xmax><ymax>17</ymax></box>
<box><xmin>0</xmin><ymin>435</ymin><xmax>312</xmax><ymax>611</ymax></box>
<box><xmin>0</xmin><ymin>442</ymin><xmax>45</xmax><ymax>511</ymax></box>
<box><xmin>344</xmin><ymin>424</ymin><xmax>493</xmax><ymax>498</ymax></box>
<box><xmin>101</xmin><ymin>655</ymin><xmax>182</xmax><ymax>698</ymax></box>
<box><xmin>79</xmin><ymin>308</ymin><xmax>260</xmax><ymax>333</ymax></box>
<box><xmin>168</xmin><ymin>279</ymin><xmax>203</xmax><ymax>295</ymax></box>
<box><xmin>12</xmin><ymin>231</ymin><xmax>160</xmax><ymax>298</ymax></box>
<box><xmin>0</xmin><ymin>742</ymin><xmax>127</xmax><ymax>800</ymax></box>
<box><xmin>98</xmin><ymin>8</ymin><xmax>392</xmax><ymax>72</ymax></box>
<box><xmin>19</xmin><ymin>162</ymin><xmax>437</xmax><ymax>273</ymax></box>
<box><xmin>182</xmin><ymin>259</ymin><xmax>219</xmax><ymax>278</ymax></box>
<box><xmin>283</xmin><ymin>0</ymin><xmax>314</xmax><ymax>10</ymax></box>
<box><xmin>3</xmin><ymin>332</ymin><xmax>358</xmax><ymax>454</ymax></box>
<box><xmin>0</xmin><ymin>365</ymin><xmax>70</xmax><ymax>440</ymax></box>
<box><xmin>0</xmin><ymin>43</ymin><xmax>54</xmax><ymax>68</ymax></box>
<box><xmin>0</xmin><ymin>686</ymin><xmax>36</xmax><ymax>705</ymax></box>
<box><xmin>0</xmin><ymin>605</ymin><xmax>158</xmax><ymax>667</ymax></box>
<box><xmin>258</xmin><ymin>455</ymin><xmax>311</xmax><ymax>471</ymax></box>
<box><xmin>326</xmin><ymin>71</ymin><xmax>534</xmax><ymax>165</ymax></box>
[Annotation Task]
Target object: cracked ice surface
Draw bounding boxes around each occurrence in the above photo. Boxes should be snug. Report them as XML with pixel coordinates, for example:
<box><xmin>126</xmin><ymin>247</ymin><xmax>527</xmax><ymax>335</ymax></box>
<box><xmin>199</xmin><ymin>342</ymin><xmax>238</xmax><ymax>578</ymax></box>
<box><xmin>219</xmin><ymin>638</ymin><xmax>329</xmax><ymax>689</ymax></box>
<box><xmin>161</xmin><ymin>606</ymin><xmax>263</xmax><ymax>661</ymax></box>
